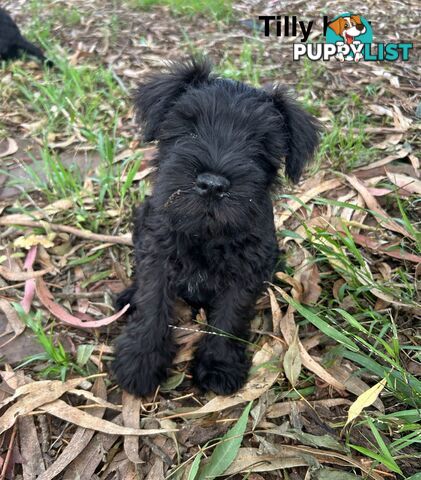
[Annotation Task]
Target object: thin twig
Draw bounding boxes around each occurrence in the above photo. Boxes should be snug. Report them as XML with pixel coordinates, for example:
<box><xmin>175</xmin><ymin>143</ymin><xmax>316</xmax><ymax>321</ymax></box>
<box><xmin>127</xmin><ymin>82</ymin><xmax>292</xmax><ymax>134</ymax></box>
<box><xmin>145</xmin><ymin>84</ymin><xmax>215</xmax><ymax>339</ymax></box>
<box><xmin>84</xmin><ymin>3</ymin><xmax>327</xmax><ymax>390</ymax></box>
<box><xmin>0</xmin><ymin>218</ymin><xmax>132</xmax><ymax>246</ymax></box>
<box><xmin>54</xmin><ymin>291</ymin><xmax>108</xmax><ymax>299</ymax></box>
<box><xmin>0</xmin><ymin>424</ymin><xmax>17</xmax><ymax>480</ymax></box>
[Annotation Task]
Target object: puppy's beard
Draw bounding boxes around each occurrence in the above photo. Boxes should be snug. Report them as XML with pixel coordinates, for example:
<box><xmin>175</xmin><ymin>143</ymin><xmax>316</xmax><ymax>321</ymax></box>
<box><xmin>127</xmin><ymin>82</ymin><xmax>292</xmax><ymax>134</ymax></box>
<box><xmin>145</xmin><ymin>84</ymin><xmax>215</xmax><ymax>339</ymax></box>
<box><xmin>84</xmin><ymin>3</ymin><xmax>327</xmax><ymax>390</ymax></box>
<box><xmin>161</xmin><ymin>190</ymin><xmax>256</xmax><ymax>236</ymax></box>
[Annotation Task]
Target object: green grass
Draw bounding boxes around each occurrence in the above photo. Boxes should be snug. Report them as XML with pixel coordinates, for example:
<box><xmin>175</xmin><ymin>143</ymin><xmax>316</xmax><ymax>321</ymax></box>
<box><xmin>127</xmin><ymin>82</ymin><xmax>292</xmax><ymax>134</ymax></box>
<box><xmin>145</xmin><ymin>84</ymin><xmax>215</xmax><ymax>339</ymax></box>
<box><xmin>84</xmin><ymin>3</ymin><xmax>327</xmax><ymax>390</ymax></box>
<box><xmin>9</xmin><ymin>61</ymin><xmax>126</xmax><ymax>140</ymax></box>
<box><xmin>314</xmin><ymin>90</ymin><xmax>375</xmax><ymax>172</ymax></box>
<box><xmin>26</xmin><ymin>0</ymin><xmax>82</xmax><ymax>28</ymax></box>
<box><xmin>313</xmin><ymin>116</ymin><xmax>371</xmax><ymax>172</ymax></box>
<box><xmin>2</xmin><ymin>142</ymin><xmax>146</xmax><ymax>233</ymax></box>
<box><xmin>295</xmin><ymin>61</ymin><xmax>376</xmax><ymax>173</ymax></box>
<box><xmin>129</xmin><ymin>0</ymin><xmax>232</xmax><ymax>21</ymax></box>
<box><xmin>0</xmin><ymin>44</ymin><xmax>146</xmax><ymax>231</ymax></box>
<box><xmin>14</xmin><ymin>304</ymin><xmax>86</xmax><ymax>381</ymax></box>
<box><xmin>218</xmin><ymin>39</ymin><xmax>265</xmax><ymax>86</ymax></box>
<box><xmin>49</xmin><ymin>5</ymin><xmax>83</xmax><ymax>27</ymax></box>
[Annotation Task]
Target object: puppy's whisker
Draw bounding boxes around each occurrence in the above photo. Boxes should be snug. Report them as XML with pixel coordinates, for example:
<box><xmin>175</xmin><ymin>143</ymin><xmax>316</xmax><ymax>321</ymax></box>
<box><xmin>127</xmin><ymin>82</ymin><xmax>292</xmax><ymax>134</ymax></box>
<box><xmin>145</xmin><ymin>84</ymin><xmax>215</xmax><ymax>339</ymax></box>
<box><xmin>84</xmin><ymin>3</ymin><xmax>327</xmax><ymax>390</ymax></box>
<box><xmin>163</xmin><ymin>188</ymin><xmax>192</xmax><ymax>208</ymax></box>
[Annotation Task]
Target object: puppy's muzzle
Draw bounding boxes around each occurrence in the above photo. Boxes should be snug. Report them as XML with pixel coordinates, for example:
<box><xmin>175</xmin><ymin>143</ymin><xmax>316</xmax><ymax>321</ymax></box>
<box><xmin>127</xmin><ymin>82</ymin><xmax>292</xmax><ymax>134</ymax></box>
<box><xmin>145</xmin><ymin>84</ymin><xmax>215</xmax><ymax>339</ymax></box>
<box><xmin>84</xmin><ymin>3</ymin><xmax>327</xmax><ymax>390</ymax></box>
<box><xmin>195</xmin><ymin>172</ymin><xmax>230</xmax><ymax>198</ymax></box>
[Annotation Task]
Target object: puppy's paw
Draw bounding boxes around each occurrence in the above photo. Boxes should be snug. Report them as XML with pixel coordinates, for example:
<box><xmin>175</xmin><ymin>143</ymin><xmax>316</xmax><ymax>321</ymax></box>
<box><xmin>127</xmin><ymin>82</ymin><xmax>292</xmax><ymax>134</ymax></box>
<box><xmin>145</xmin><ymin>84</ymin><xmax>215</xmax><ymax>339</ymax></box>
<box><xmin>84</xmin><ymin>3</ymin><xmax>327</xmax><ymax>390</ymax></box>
<box><xmin>192</xmin><ymin>339</ymin><xmax>250</xmax><ymax>395</ymax></box>
<box><xmin>112</xmin><ymin>332</ymin><xmax>174</xmax><ymax>396</ymax></box>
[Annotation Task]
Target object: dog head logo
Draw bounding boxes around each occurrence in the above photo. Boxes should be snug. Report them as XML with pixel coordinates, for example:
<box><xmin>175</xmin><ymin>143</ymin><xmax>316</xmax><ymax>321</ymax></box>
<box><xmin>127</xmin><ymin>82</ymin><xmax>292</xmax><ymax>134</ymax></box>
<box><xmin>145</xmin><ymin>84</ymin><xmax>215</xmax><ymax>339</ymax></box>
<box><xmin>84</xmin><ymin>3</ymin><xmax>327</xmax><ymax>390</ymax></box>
<box><xmin>326</xmin><ymin>13</ymin><xmax>372</xmax><ymax>62</ymax></box>
<box><xmin>328</xmin><ymin>15</ymin><xmax>366</xmax><ymax>44</ymax></box>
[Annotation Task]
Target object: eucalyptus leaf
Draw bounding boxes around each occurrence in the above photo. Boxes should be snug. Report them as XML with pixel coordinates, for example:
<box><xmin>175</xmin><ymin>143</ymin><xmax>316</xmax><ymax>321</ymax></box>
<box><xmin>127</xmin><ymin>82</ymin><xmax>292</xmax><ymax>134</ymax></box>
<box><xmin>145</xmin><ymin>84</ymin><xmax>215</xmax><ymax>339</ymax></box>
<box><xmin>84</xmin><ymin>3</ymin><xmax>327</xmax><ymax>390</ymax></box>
<box><xmin>76</xmin><ymin>344</ymin><xmax>95</xmax><ymax>367</ymax></box>
<box><xmin>188</xmin><ymin>451</ymin><xmax>203</xmax><ymax>480</ymax></box>
<box><xmin>313</xmin><ymin>468</ymin><xmax>362</xmax><ymax>479</ymax></box>
<box><xmin>198</xmin><ymin>401</ymin><xmax>252</xmax><ymax>480</ymax></box>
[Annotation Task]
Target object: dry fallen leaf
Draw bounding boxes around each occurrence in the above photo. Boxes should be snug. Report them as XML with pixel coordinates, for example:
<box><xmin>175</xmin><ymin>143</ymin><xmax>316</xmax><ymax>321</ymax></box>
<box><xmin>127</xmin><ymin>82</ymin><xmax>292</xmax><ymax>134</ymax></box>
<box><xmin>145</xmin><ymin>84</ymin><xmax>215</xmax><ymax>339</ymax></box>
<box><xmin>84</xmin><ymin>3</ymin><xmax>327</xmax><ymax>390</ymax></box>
<box><xmin>293</xmin><ymin>251</ymin><xmax>322</xmax><ymax>305</ymax></box>
<box><xmin>368</xmin><ymin>105</ymin><xmax>393</xmax><ymax>117</ymax></box>
<box><xmin>122</xmin><ymin>391</ymin><xmax>144</xmax><ymax>464</ymax></box>
<box><xmin>220</xmin><ymin>445</ymin><xmax>383</xmax><ymax>480</ymax></box>
<box><xmin>216</xmin><ymin>447</ymin><xmax>310</xmax><ymax>476</ymax></box>
<box><xmin>328</xmin><ymin>365</ymin><xmax>384</xmax><ymax>412</ymax></box>
<box><xmin>120</xmin><ymin>166</ymin><xmax>156</xmax><ymax>182</ymax></box>
<box><xmin>355</xmin><ymin>146</ymin><xmax>412</xmax><ymax>172</ymax></box>
<box><xmin>350</xmin><ymin>233</ymin><xmax>421</xmax><ymax>263</ymax></box>
<box><xmin>372</xmin><ymin>68</ymin><xmax>400</xmax><ymax>88</ymax></box>
<box><xmin>18</xmin><ymin>416</ymin><xmax>46</xmax><ymax>478</ymax></box>
<box><xmin>37</xmin><ymin>377</ymin><xmax>108</xmax><ymax>480</ymax></box>
<box><xmin>0</xmin><ymin>138</ymin><xmax>18</xmax><ymax>158</ymax></box>
<box><xmin>36</xmin><ymin>277</ymin><xmax>130</xmax><ymax>329</ymax></box>
<box><xmin>275</xmin><ymin>272</ymin><xmax>302</xmax><ymax>300</ymax></box>
<box><xmin>267</xmin><ymin>287</ymin><xmax>282</xmax><ymax>335</ymax></box>
<box><xmin>0</xmin><ymin>265</ymin><xmax>51</xmax><ymax>281</ymax></box>
<box><xmin>353</xmin><ymin>261</ymin><xmax>415</xmax><ymax>308</ymax></box>
<box><xmin>48</xmin><ymin>135</ymin><xmax>79</xmax><ymax>149</ymax></box>
<box><xmin>283</xmin><ymin>327</ymin><xmax>301</xmax><ymax>388</ymax></box>
<box><xmin>0</xmin><ymin>299</ymin><xmax>25</xmax><ymax>349</ymax></box>
<box><xmin>408</xmin><ymin>154</ymin><xmax>420</xmax><ymax>176</ymax></box>
<box><xmin>21</xmin><ymin>245</ymin><xmax>38</xmax><ymax>314</ymax></box>
<box><xmin>345</xmin><ymin>174</ymin><xmax>415</xmax><ymax>240</ymax></box>
<box><xmin>62</xmin><ymin>421</ymin><xmax>121</xmax><ymax>480</ymax></box>
<box><xmin>392</xmin><ymin>105</ymin><xmax>413</xmax><ymax>131</ymax></box>
<box><xmin>67</xmin><ymin>388</ymin><xmax>121</xmax><ymax>411</ymax></box>
<box><xmin>267</xmin><ymin>398</ymin><xmax>351</xmax><ymax>419</ymax></box>
<box><xmin>40</xmin><ymin>398</ymin><xmax>176</xmax><ymax>436</ymax></box>
<box><xmin>146</xmin><ymin>458</ymin><xmax>165</xmax><ymax>480</ymax></box>
<box><xmin>0</xmin><ymin>216</ymin><xmax>133</xmax><ymax>246</ymax></box>
<box><xmin>275</xmin><ymin>178</ymin><xmax>342</xmax><ymax>229</ymax></box>
<box><xmin>345</xmin><ymin>378</ymin><xmax>387</xmax><ymax>426</ymax></box>
<box><xmin>272</xmin><ymin>288</ymin><xmax>345</xmax><ymax>391</ymax></box>
<box><xmin>14</xmin><ymin>234</ymin><xmax>56</xmax><ymax>250</ymax></box>
<box><xmin>0</xmin><ymin>376</ymin><xmax>99</xmax><ymax>435</ymax></box>
<box><xmin>386</xmin><ymin>171</ymin><xmax>421</xmax><ymax>195</ymax></box>
<box><xmin>373</xmin><ymin>133</ymin><xmax>403</xmax><ymax>149</ymax></box>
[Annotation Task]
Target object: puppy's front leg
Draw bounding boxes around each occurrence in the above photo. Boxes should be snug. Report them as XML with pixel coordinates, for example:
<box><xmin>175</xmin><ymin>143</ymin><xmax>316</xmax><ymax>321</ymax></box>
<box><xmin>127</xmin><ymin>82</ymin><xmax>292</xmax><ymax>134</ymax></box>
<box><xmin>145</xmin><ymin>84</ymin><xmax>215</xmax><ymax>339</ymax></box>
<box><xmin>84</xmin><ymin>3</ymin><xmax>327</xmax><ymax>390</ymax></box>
<box><xmin>112</xmin><ymin>260</ymin><xmax>176</xmax><ymax>397</ymax></box>
<box><xmin>192</xmin><ymin>288</ymin><xmax>256</xmax><ymax>395</ymax></box>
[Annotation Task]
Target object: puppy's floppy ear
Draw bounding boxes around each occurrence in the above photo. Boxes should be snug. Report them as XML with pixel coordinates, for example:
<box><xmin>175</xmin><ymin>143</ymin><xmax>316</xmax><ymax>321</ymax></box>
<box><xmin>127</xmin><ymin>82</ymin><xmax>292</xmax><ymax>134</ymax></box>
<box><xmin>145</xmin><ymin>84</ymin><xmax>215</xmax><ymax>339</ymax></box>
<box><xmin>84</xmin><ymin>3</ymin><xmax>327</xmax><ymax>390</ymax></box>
<box><xmin>271</xmin><ymin>86</ymin><xmax>321</xmax><ymax>183</ymax></box>
<box><xmin>134</xmin><ymin>57</ymin><xmax>212</xmax><ymax>142</ymax></box>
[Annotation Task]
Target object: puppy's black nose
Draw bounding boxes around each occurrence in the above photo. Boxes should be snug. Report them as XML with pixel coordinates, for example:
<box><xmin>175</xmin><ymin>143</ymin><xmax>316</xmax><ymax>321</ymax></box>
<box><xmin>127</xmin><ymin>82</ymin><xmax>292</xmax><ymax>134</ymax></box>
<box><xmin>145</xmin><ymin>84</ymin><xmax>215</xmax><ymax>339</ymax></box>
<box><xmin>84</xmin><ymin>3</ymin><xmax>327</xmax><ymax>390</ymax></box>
<box><xmin>196</xmin><ymin>172</ymin><xmax>230</xmax><ymax>197</ymax></box>
<box><xmin>356</xmin><ymin>23</ymin><xmax>365</xmax><ymax>31</ymax></box>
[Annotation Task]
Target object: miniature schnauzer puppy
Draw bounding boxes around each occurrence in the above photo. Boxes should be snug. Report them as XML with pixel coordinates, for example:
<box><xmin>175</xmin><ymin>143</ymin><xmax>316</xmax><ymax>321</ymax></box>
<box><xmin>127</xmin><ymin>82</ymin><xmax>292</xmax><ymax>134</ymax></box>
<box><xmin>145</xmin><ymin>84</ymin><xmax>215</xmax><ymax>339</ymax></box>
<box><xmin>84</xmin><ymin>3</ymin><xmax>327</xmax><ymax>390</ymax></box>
<box><xmin>0</xmin><ymin>8</ymin><xmax>49</xmax><ymax>63</ymax></box>
<box><xmin>113</xmin><ymin>58</ymin><xmax>320</xmax><ymax>396</ymax></box>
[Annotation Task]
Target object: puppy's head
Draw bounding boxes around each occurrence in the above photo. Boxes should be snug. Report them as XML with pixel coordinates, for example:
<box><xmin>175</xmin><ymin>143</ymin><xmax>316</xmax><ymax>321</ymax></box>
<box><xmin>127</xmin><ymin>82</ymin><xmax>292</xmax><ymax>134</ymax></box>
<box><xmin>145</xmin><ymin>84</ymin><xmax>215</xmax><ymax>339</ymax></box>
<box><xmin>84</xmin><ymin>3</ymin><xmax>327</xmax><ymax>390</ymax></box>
<box><xmin>134</xmin><ymin>58</ymin><xmax>320</xmax><ymax>235</ymax></box>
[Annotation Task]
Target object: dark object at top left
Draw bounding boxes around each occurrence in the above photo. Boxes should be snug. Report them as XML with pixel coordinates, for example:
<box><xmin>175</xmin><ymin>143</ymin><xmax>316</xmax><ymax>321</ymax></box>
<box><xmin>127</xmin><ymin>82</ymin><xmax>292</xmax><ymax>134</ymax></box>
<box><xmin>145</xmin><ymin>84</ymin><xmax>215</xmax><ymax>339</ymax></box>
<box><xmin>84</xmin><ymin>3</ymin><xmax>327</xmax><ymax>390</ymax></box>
<box><xmin>0</xmin><ymin>8</ymin><xmax>51</xmax><ymax>64</ymax></box>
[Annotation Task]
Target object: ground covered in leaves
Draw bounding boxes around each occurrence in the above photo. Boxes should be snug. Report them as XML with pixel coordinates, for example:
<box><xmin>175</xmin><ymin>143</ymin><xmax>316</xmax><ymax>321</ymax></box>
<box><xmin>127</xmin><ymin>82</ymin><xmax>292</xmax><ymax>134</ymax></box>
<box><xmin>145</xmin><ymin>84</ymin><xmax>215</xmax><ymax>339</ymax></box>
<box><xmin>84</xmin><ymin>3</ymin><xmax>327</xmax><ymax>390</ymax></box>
<box><xmin>0</xmin><ymin>0</ymin><xmax>420</xmax><ymax>479</ymax></box>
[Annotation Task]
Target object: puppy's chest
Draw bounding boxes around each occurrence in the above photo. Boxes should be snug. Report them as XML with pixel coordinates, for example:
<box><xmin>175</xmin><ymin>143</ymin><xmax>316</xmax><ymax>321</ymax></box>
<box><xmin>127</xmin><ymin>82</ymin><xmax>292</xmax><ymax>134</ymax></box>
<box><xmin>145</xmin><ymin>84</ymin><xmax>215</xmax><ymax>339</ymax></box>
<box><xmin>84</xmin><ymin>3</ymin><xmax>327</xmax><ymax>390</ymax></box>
<box><xmin>175</xmin><ymin>242</ymin><xmax>233</xmax><ymax>298</ymax></box>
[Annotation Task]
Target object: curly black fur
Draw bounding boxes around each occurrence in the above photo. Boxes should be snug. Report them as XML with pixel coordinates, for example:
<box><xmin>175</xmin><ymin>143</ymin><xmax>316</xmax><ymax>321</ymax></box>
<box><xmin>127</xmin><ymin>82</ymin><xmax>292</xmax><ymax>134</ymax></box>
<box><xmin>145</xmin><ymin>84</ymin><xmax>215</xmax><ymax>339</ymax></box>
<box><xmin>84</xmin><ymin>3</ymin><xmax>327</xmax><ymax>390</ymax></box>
<box><xmin>112</xmin><ymin>57</ymin><xmax>321</xmax><ymax>396</ymax></box>
<box><xmin>0</xmin><ymin>8</ymin><xmax>50</xmax><ymax>63</ymax></box>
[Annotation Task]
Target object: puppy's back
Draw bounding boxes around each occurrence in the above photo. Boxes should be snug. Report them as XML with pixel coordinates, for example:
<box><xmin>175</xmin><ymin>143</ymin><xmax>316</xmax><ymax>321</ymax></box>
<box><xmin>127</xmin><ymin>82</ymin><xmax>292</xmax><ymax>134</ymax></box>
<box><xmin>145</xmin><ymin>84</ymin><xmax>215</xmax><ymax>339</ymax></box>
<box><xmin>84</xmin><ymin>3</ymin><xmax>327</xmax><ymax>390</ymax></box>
<box><xmin>0</xmin><ymin>8</ymin><xmax>21</xmax><ymax>54</ymax></box>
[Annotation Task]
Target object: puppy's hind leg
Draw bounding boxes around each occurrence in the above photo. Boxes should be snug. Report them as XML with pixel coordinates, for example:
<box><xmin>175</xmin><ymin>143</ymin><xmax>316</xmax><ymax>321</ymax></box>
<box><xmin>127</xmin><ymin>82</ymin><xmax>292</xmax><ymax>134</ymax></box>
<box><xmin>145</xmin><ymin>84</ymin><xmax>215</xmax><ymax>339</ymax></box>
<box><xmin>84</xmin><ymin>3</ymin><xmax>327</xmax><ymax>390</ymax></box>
<box><xmin>115</xmin><ymin>199</ymin><xmax>151</xmax><ymax>315</ymax></box>
<box><xmin>112</xmin><ymin>257</ymin><xmax>177</xmax><ymax>397</ymax></box>
<box><xmin>115</xmin><ymin>283</ymin><xmax>137</xmax><ymax>314</ymax></box>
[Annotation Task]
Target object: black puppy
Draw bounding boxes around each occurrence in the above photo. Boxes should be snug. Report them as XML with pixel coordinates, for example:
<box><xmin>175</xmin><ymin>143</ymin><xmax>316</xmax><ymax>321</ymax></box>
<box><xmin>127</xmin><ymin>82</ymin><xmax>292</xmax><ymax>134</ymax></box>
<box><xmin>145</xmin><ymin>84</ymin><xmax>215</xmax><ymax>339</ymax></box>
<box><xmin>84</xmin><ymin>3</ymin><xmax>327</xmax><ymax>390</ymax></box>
<box><xmin>0</xmin><ymin>8</ymin><xmax>49</xmax><ymax>63</ymax></box>
<box><xmin>113</xmin><ymin>58</ymin><xmax>320</xmax><ymax>396</ymax></box>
